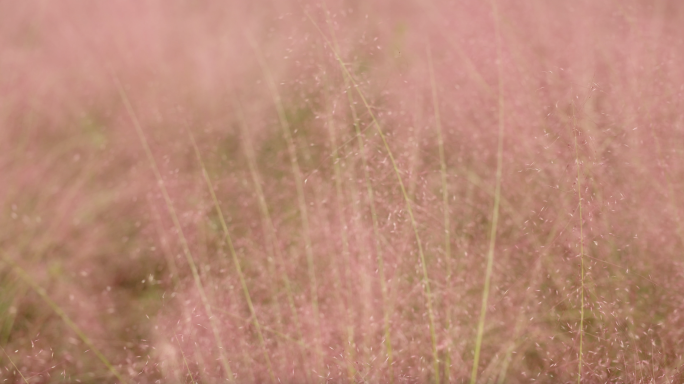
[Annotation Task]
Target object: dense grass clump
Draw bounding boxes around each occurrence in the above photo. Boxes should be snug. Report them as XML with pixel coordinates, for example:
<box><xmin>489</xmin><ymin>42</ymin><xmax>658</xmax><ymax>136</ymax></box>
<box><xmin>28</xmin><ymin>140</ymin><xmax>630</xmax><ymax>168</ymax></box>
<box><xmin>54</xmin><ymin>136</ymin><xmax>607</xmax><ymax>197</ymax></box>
<box><xmin>2</xmin><ymin>1</ymin><xmax>684</xmax><ymax>383</ymax></box>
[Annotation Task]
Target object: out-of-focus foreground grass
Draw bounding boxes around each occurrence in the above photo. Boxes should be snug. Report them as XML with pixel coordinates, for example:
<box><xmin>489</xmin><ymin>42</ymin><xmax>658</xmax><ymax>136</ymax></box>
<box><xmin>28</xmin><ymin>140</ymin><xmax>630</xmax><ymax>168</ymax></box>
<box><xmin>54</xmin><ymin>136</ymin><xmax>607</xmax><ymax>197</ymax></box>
<box><xmin>2</xmin><ymin>1</ymin><xmax>684</xmax><ymax>383</ymax></box>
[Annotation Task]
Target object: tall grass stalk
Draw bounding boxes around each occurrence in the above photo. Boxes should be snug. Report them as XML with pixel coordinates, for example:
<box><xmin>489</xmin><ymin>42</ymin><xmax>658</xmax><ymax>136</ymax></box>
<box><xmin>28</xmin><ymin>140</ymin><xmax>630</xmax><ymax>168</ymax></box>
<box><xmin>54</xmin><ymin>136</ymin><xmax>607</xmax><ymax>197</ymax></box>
<box><xmin>248</xmin><ymin>38</ymin><xmax>325</xmax><ymax>377</ymax></box>
<box><xmin>321</xmin><ymin>8</ymin><xmax>394</xmax><ymax>380</ymax></box>
<box><xmin>1</xmin><ymin>256</ymin><xmax>126</xmax><ymax>383</ymax></box>
<box><xmin>236</xmin><ymin>102</ymin><xmax>311</xmax><ymax>382</ymax></box>
<box><xmin>189</xmin><ymin>132</ymin><xmax>276</xmax><ymax>383</ymax></box>
<box><xmin>470</xmin><ymin>1</ymin><xmax>504</xmax><ymax>382</ymax></box>
<box><xmin>323</xmin><ymin>90</ymin><xmax>358</xmax><ymax>382</ymax></box>
<box><xmin>176</xmin><ymin>335</ymin><xmax>198</xmax><ymax>384</ymax></box>
<box><xmin>0</xmin><ymin>345</ymin><xmax>29</xmax><ymax>384</ymax></box>
<box><xmin>308</xmin><ymin>13</ymin><xmax>439</xmax><ymax>383</ymax></box>
<box><xmin>234</xmin><ymin>102</ymin><xmax>286</xmax><ymax>329</ymax></box>
<box><xmin>427</xmin><ymin>43</ymin><xmax>453</xmax><ymax>381</ymax></box>
<box><xmin>495</xmin><ymin>208</ymin><xmax>573</xmax><ymax>384</ymax></box>
<box><xmin>116</xmin><ymin>80</ymin><xmax>235</xmax><ymax>382</ymax></box>
<box><xmin>572</xmin><ymin>105</ymin><xmax>585</xmax><ymax>384</ymax></box>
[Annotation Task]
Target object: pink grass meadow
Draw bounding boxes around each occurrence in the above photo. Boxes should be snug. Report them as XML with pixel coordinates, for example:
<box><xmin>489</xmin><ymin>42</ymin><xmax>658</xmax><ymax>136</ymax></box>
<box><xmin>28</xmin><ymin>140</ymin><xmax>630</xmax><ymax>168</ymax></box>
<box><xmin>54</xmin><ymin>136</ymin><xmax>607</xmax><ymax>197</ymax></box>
<box><xmin>2</xmin><ymin>0</ymin><xmax>684</xmax><ymax>383</ymax></box>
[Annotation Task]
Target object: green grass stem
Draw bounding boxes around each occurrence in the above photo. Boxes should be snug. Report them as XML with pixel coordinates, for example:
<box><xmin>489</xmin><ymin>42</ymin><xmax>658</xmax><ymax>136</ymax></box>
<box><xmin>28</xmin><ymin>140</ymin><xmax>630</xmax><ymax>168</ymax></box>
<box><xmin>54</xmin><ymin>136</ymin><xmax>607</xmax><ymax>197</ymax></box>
<box><xmin>572</xmin><ymin>105</ymin><xmax>586</xmax><ymax>384</ymax></box>
<box><xmin>427</xmin><ymin>43</ymin><xmax>453</xmax><ymax>382</ymax></box>
<box><xmin>328</xmin><ymin>25</ymin><xmax>394</xmax><ymax>384</ymax></box>
<box><xmin>320</xmin><ymin>7</ymin><xmax>395</xmax><ymax>380</ymax></box>
<box><xmin>248</xmin><ymin>37</ymin><xmax>325</xmax><ymax>378</ymax></box>
<box><xmin>323</xmin><ymin>89</ymin><xmax>358</xmax><ymax>382</ymax></box>
<box><xmin>470</xmin><ymin>1</ymin><xmax>505</xmax><ymax>382</ymax></box>
<box><xmin>116</xmin><ymin>79</ymin><xmax>235</xmax><ymax>382</ymax></box>
<box><xmin>236</xmin><ymin>102</ymin><xmax>312</xmax><ymax>382</ymax></box>
<box><xmin>1</xmin><ymin>256</ymin><xmax>126</xmax><ymax>383</ymax></box>
<box><xmin>189</xmin><ymin>132</ymin><xmax>276</xmax><ymax>383</ymax></box>
<box><xmin>307</xmin><ymin>12</ymin><xmax>439</xmax><ymax>383</ymax></box>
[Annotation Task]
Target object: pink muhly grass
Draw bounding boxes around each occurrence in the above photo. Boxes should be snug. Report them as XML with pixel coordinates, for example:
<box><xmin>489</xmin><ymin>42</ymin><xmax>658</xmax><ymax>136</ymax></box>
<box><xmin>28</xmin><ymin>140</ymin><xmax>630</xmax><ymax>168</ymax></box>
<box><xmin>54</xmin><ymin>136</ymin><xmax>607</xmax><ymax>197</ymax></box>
<box><xmin>2</xmin><ymin>1</ymin><xmax>684</xmax><ymax>383</ymax></box>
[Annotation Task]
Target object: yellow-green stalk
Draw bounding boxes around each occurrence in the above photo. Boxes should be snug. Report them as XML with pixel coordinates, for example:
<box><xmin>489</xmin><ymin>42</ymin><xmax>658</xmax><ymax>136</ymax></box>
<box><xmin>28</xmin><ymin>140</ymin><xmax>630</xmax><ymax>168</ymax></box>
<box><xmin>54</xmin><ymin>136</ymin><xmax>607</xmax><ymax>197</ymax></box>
<box><xmin>572</xmin><ymin>105</ymin><xmax>586</xmax><ymax>384</ymax></box>
<box><xmin>322</xmin><ymin>10</ymin><xmax>395</xmax><ymax>382</ymax></box>
<box><xmin>427</xmin><ymin>43</ymin><xmax>453</xmax><ymax>382</ymax></box>
<box><xmin>245</xmin><ymin>39</ymin><xmax>324</xmax><ymax>376</ymax></box>
<box><xmin>116</xmin><ymin>80</ymin><xmax>234</xmax><ymax>382</ymax></box>
<box><xmin>1</xmin><ymin>256</ymin><xmax>126</xmax><ymax>383</ymax></box>
<box><xmin>189</xmin><ymin>132</ymin><xmax>275</xmax><ymax>383</ymax></box>
<box><xmin>307</xmin><ymin>13</ymin><xmax>439</xmax><ymax>384</ymax></box>
<box><xmin>470</xmin><ymin>1</ymin><xmax>505</xmax><ymax>382</ymax></box>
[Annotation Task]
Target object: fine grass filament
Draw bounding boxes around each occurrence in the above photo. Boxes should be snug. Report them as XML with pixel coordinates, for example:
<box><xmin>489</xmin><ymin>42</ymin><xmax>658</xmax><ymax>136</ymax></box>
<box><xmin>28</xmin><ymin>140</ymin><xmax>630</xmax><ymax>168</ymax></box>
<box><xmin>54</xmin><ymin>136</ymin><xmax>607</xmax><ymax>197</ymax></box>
<box><xmin>322</xmin><ymin>7</ymin><xmax>395</xmax><ymax>381</ymax></box>
<box><xmin>427</xmin><ymin>43</ymin><xmax>453</xmax><ymax>381</ymax></box>
<box><xmin>189</xmin><ymin>132</ymin><xmax>276</xmax><ymax>383</ymax></box>
<box><xmin>573</xmin><ymin>105</ymin><xmax>586</xmax><ymax>384</ymax></box>
<box><xmin>326</xmin><ymin>6</ymin><xmax>394</xmax><ymax>384</ymax></box>
<box><xmin>470</xmin><ymin>1</ymin><xmax>505</xmax><ymax>382</ymax></box>
<box><xmin>248</xmin><ymin>37</ymin><xmax>325</xmax><ymax>376</ymax></box>
<box><xmin>116</xmin><ymin>79</ymin><xmax>235</xmax><ymax>382</ymax></box>
<box><xmin>236</xmin><ymin>102</ymin><xmax>312</xmax><ymax>382</ymax></box>
<box><xmin>1</xmin><ymin>256</ymin><xmax>126</xmax><ymax>383</ymax></box>
<box><xmin>307</xmin><ymin>12</ymin><xmax>440</xmax><ymax>384</ymax></box>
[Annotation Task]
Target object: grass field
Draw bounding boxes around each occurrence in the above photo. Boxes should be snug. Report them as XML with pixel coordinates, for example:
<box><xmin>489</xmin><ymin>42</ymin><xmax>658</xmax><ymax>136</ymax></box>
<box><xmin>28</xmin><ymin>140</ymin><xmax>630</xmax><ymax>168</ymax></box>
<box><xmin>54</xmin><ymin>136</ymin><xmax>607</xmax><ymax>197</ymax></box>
<box><xmin>2</xmin><ymin>1</ymin><xmax>684</xmax><ymax>383</ymax></box>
